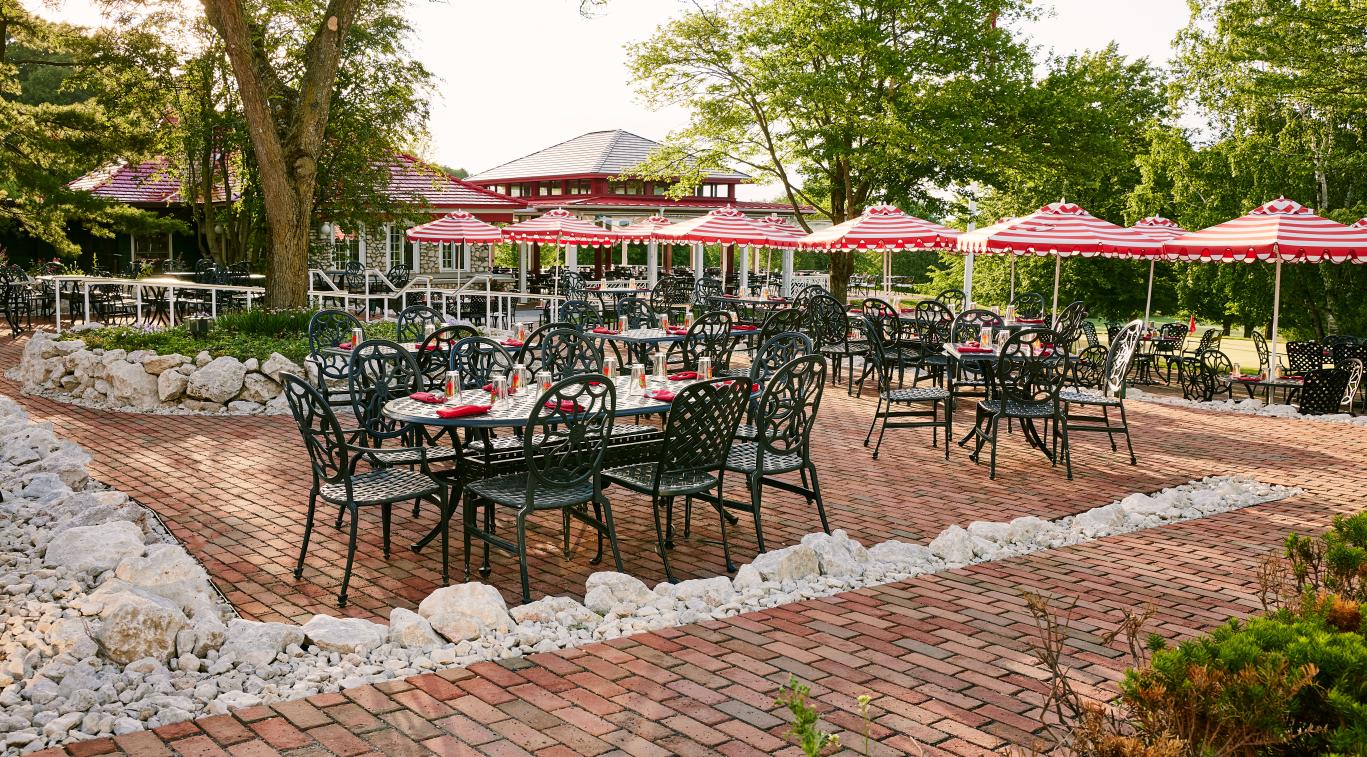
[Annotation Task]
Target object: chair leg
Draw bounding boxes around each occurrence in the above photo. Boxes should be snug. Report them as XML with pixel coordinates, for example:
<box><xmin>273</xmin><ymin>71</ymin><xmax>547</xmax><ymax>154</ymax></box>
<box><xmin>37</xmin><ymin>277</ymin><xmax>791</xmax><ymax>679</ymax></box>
<box><xmin>749</xmin><ymin>473</ymin><xmax>766</xmax><ymax>553</ymax></box>
<box><xmin>865</xmin><ymin>397</ymin><xmax>882</xmax><ymax>448</ymax></box>
<box><xmin>599</xmin><ymin>495</ymin><xmax>624</xmax><ymax>572</ymax></box>
<box><xmin>589</xmin><ymin>501</ymin><xmax>604</xmax><ymax>565</ymax></box>
<box><xmin>943</xmin><ymin>400</ymin><xmax>952</xmax><ymax>461</ymax></box>
<box><xmin>1102</xmin><ymin>405</ymin><xmax>1117</xmax><ymax>451</ymax></box>
<box><xmin>515</xmin><ymin>508</ymin><xmax>532</xmax><ymax>605</ymax></box>
<box><xmin>1119</xmin><ymin>402</ymin><xmax>1137</xmax><ymax>465</ymax></box>
<box><xmin>987</xmin><ymin>415</ymin><xmax>1001</xmax><ymax>480</ymax></box>
<box><xmin>872</xmin><ymin>405</ymin><xmax>891</xmax><ymax>460</ymax></box>
<box><xmin>381</xmin><ymin>503</ymin><xmax>392</xmax><ymax>559</ymax></box>
<box><xmin>714</xmin><ymin>484</ymin><xmax>736</xmax><ymax>573</ymax></box>
<box><xmin>439</xmin><ymin>488</ymin><xmax>450</xmax><ymax>585</ymax></box>
<box><xmin>562</xmin><ymin>510</ymin><xmax>571</xmax><ymax>559</ymax></box>
<box><xmin>295</xmin><ymin>490</ymin><xmax>318</xmax><ymax>579</ymax></box>
<box><xmin>338</xmin><ymin>505</ymin><xmax>360</xmax><ymax>607</ymax></box>
<box><xmin>479</xmin><ymin>500</ymin><xmax>492</xmax><ymax>578</ymax></box>
<box><xmin>665</xmin><ymin>497</ymin><xmax>676</xmax><ymax>548</ymax></box>
<box><xmin>412</xmin><ymin>498</ymin><xmax>421</xmax><ymax>518</ymax></box>
<box><xmin>806</xmin><ymin>464</ymin><xmax>830</xmax><ymax>534</ymax></box>
<box><xmin>1059</xmin><ymin>414</ymin><xmax>1073</xmax><ymax>480</ymax></box>
<box><xmin>650</xmin><ymin>496</ymin><xmax>676</xmax><ymax>583</ymax></box>
<box><xmin>462</xmin><ymin>491</ymin><xmax>474</xmax><ymax>582</ymax></box>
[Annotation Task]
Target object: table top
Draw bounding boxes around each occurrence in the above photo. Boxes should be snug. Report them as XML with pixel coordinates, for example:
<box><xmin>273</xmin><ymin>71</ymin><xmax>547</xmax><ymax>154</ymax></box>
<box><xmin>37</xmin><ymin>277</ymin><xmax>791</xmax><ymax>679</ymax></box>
<box><xmin>322</xmin><ymin>341</ymin><xmax>431</xmax><ymax>357</ymax></box>
<box><xmin>942</xmin><ymin>343</ymin><xmax>999</xmax><ymax>360</ymax></box>
<box><xmin>1229</xmin><ymin>375</ymin><xmax>1304</xmax><ymax>388</ymax></box>
<box><xmin>383</xmin><ymin>376</ymin><xmax>700</xmax><ymax>428</ymax></box>
<box><xmin>719</xmin><ymin>295</ymin><xmax>789</xmax><ymax>306</ymax></box>
<box><xmin>585</xmin><ymin>326</ymin><xmax>760</xmax><ymax>344</ymax></box>
<box><xmin>586</xmin><ymin>287</ymin><xmax>649</xmax><ymax>294</ymax></box>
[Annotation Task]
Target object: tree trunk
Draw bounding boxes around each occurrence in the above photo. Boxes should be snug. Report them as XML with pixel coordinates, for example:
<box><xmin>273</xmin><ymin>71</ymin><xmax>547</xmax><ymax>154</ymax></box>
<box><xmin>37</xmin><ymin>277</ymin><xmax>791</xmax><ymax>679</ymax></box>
<box><xmin>829</xmin><ymin>251</ymin><xmax>854</xmax><ymax>304</ymax></box>
<box><xmin>266</xmin><ymin>200</ymin><xmax>311</xmax><ymax>307</ymax></box>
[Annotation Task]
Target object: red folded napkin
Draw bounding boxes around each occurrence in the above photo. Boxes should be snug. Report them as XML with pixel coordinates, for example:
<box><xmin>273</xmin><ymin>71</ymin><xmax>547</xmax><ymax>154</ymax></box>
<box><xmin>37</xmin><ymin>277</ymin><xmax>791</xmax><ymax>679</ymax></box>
<box><xmin>769</xmin><ymin>297</ymin><xmax>787</xmax><ymax>302</ymax></box>
<box><xmin>416</xmin><ymin>343</ymin><xmax>439</xmax><ymax>351</ymax></box>
<box><xmin>592</xmin><ymin>327</ymin><xmax>621</xmax><ymax>335</ymax></box>
<box><xmin>1233</xmin><ymin>375</ymin><xmax>1260</xmax><ymax>382</ymax></box>
<box><xmin>501</xmin><ymin>339</ymin><xmax>524</xmax><ymax>347</ymax></box>
<box><xmin>722</xmin><ymin>380</ymin><xmax>762</xmax><ymax>393</ymax></box>
<box><xmin>666</xmin><ymin>327</ymin><xmax>689</xmax><ymax>336</ymax></box>
<box><xmin>899</xmin><ymin>308</ymin><xmax>914</xmax><ymax>313</ymax></box>
<box><xmin>1016</xmin><ymin>318</ymin><xmax>1044</xmax><ymax>324</ymax></box>
<box><xmin>544</xmin><ymin>400</ymin><xmax>583</xmax><ymax>412</ymax></box>
<box><xmin>669</xmin><ymin>371</ymin><xmax>698</xmax><ymax>381</ymax></box>
<box><xmin>644</xmin><ymin>389</ymin><xmax>675</xmax><ymax>401</ymax></box>
<box><xmin>733</xmin><ymin>325</ymin><xmax>757</xmax><ymax>331</ymax></box>
<box><xmin>336</xmin><ymin>342</ymin><xmax>354</xmax><ymax>350</ymax></box>
<box><xmin>957</xmin><ymin>345</ymin><xmax>993</xmax><ymax>354</ymax></box>
<box><xmin>437</xmin><ymin>404</ymin><xmax>490</xmax><ymax>419</ymax></box>
<box><xmin>409</xmin><ymin>391</ymin><xmax>445</xmax><ymax>404</ymax></box>
<box><xmin>722</xmin><ymin>294</ymin><xmax>738</xmax><ymax>299</ymax></box>
<box><xmin>1038</xmin><ymin>348</ymin><xmax>1055</xmax><ymax>358</ymax></box>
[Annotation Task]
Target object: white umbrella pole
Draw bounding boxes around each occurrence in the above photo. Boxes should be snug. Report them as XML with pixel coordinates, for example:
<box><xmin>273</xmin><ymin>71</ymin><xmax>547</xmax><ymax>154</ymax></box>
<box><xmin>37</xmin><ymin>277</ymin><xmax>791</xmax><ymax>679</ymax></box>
<box><xmin>739</xmin><ymin>245</ymin><xmax>750</xmax><ymax>292</ymax></box>
<box><xmin>1268</xmin><ymin>257</ymin><xmax>1283</xmax><ymax>376</ymax></box>
<box><xmin>1142</xmin><ymin>259</ymin><xmax>1155</xmax><ymax>326</ymax></box>
<box><xmin>882</xmin><ymin>250</ymin><xmax>890</xmax><ymax>295</ymax></box>
<box><xmin>646</xmin><ymin>240</ymin><xmax>658</xmax><ymax>287</ymax></box>
<box><xmin>1050</xmin><ymin>256</ymin><xmax>1061</xmax><ymax>324</ymax></box>
<box><xmin>694</xmin><ymin>244</ymin><xmax>703</xmax><ymax>281</ymax></box>
<box><xmin>963</xmin><ymin>252</ymin><xmax>976</xmax><ymax>307</ymax></box>
<box><xmin>1009</xmin><ymin>257</ymin><xmax>1016</xmax><ymax>302</ymax></box>
<box><xmin>621</xmin><ymin>240</ymin><xmax>628</xmax><ymax>268</ymax></box>
<box><xmin>781</xmin><ymin>248</ymin><xmax>794</xmax><ymax>296</ymax></box>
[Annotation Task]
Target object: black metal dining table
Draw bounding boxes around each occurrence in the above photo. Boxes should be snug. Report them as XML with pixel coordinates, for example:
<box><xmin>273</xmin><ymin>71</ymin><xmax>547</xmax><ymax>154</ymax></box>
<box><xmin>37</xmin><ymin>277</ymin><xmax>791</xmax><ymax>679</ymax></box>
<box><xmin>942</xmin><ymin>342</ymin><xmax>1056</xmax><ymax>461</ymax></box>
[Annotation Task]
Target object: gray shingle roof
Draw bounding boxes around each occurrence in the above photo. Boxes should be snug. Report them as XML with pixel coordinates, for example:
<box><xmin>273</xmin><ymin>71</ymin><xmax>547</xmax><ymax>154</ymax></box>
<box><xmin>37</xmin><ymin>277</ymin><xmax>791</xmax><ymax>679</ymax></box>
<box><xmin>469</xmin><ymin>130</ymin><xmax>749</xmax><ymax>182</ymax></box>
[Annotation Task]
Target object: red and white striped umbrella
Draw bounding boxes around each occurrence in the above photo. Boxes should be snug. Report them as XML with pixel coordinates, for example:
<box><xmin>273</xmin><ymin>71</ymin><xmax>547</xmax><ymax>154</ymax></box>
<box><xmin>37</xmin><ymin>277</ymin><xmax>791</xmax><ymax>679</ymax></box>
<box><xmin>758</xmin><ymin>215</ymin><xmax>805</xmax><ymax>250</ymax></box>
<box><xmin>1131</xmin><ymin>215</ymin><xmax>1187</xmax><ymax>242</ymax></box>
<box><xmin>406</xmin><ymin>211</ymin><xmax>502</xmax><ymax>244</ymax></box>
<box><xmin>1351</xmin><ymin>218</ymin><xmax>1367</xmax><ymax>230</ymax></box>
<box><xmin>655</xmin><ymin>206</ymin><xmax>778</xmax><ymax>246</ymax></box>
<box><xmin>502</xmin><ymin>208</ymin><xmax>618</xmax><ymax>246</ymax></box>
<box><xmin>797</xmin><ymin>204</ymin><xmax>958</xmax><ymax>251</ymax></box>
<box><xmin>956</xmin><ymin>201</ymin><xmax>1161</xmax><ymax>258</ymax></box>
<box><xmin>617</xmin><ymin>215</ymin><xmax>675</xmax><ymax>240</ymax></box>
<box><xmin>1161</xmin><ymin>197</ymin><xmax>1367</xmax><ymax>263</ymax></box>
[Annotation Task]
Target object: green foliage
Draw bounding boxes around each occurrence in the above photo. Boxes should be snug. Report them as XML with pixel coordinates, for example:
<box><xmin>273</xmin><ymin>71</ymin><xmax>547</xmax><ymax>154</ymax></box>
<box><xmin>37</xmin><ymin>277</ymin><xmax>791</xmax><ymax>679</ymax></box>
<box><xmin>1286</xmin><ymin>512</ymin><xmax>1367</xmax><ymax>603</ymax></box>
<box><xmin>1121</xmin><ymin>607</ymin><xmax>1367</xmax><ymax>754</ymax></box>
<box><xmin>775</xmin><ymin>676</ymin><xmax>840</xmax><ymax>757</ymax></box>
<box><xmin>64</xmin><ymin>309</ymin><xmax>396</xmax><ymax>364</ymax></box>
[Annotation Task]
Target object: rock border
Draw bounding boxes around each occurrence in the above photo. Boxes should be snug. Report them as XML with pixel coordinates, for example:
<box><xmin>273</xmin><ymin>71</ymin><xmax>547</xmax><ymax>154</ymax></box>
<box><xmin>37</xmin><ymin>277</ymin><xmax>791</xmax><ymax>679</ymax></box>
<box><xmin>1128</xmin><ymin>386</ymin><xmax>1367</xmax><ymax>427</ymax></box>
<box><xmin>0</xmin><ymin>389</ymin><xmax>1301</xmax><ymax>754</ymax></box>
<box><xmin>12</xmin><ymin>332</ymin><xmax>302</xmax><ymax>417</ymax></box>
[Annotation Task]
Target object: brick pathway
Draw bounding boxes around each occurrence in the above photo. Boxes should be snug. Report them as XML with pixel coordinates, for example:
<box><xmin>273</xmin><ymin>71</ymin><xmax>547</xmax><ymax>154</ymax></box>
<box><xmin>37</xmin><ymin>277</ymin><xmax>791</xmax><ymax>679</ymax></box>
<box><xmin>8</xmin><ymin>332</ymin><xmax>1363</xmax><ymax>755</ymax></box>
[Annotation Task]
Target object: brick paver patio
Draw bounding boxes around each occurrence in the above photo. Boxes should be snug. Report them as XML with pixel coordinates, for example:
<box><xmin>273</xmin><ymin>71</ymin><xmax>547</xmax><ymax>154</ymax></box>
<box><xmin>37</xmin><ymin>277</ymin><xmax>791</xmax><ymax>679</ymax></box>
<box><xmin>6</xmin><ymin>332</ymin><xmax>1363</xmax><ymax>755</ymax></box>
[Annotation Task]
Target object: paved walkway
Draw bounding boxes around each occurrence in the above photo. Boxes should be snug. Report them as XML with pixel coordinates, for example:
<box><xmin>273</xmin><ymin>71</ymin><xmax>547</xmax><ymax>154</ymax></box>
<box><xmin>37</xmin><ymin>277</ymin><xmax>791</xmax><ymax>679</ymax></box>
<box><xmin>7</xmin><ymin>333</ymin><xmax>1363</xmax><ymax>755</ymax></box>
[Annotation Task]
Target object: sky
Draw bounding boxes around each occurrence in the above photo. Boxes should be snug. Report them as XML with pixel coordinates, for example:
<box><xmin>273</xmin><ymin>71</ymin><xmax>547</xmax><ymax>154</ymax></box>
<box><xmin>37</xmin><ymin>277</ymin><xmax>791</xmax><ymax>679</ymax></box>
<box><xmin>29</xmin><ymin>0</ymin><xmax>1193</xmax><ymax>197</ymax></box>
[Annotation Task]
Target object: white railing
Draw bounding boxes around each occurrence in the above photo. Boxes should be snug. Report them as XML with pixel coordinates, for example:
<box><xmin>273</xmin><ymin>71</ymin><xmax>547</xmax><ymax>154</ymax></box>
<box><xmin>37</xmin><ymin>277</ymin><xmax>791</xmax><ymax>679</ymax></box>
<box><xmin>40</xmin><ymin>275</ymin><xmax>266</xmax><ymax>335</ymax></box>
<box><xmin>307</xmin><ymin>269</ymin><xmax>561</xmax><ymax>331</ymax></box>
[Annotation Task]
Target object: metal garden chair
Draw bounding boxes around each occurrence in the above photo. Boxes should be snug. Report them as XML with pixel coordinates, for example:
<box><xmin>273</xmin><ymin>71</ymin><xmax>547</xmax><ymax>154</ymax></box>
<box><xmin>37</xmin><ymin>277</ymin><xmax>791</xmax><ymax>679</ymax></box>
<box><xmin>1062</xmin><ymin>319</ymin><xmax>1142</xmax><ymax>466</ymax></box>
<box><xmin>962</xmin><ymin>328</ymin><xmax>1072</xmax><ymax>480</ymax></box>
<box><xmin>862</xmin><ymin>316</ymin><xmax>952</xmax><ymax>461</ymax></box>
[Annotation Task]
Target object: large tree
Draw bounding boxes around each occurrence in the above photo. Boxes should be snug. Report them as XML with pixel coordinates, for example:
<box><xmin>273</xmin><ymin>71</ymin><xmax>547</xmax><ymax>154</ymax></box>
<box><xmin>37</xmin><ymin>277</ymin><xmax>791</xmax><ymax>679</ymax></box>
<box><xmin>627</xmin><ymin>0</ymin><xmax>1036</xmax><ymax>302</ymax></box>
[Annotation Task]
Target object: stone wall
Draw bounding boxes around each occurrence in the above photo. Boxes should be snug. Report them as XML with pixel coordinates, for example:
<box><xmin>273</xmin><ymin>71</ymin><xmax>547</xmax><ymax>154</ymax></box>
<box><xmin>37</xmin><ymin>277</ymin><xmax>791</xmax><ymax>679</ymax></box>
<box><xmin>14</xmin><ymin>332</ymin><xmax>303</xmax><ymax>416</ymax></box>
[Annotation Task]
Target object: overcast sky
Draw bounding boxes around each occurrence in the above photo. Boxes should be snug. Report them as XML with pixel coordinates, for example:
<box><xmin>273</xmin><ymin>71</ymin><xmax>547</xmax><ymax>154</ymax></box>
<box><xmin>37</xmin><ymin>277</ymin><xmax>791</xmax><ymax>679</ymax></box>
<box><xmin>31</xmin><ymin>0</ymin><xmax>1192</xmax><ymax>194</ymax></box>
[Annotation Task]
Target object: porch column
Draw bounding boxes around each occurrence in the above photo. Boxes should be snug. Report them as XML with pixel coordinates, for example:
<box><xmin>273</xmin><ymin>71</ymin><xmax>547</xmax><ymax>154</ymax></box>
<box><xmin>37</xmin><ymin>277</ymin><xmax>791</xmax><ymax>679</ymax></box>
<box><xmin>739</xmin><ymin>245</ymin><xmax>750</xmax><ymax>292</ymax></box>
<box><xmin>782</xmin><ymin>248</ymin><xmax>794</xmax><ymax>296</ymax></box>
<box><xmin>693</xmin><ymin>244</ymin><xmax>703</xmax><ymax>281</ymax></box>
<box><xmin>646</xmin><ymin>240</ymin><xmax>659</xmax><ymax>286</ymax></box>
<box><xmin>518</xmin><ymin>242</ymin><xmax>528</xmax><ymax>292</ymax></box>
<box><xmin>565</xmin><ymin>244</ymin><xmax>578</xmax><ymax>273</ymax></box>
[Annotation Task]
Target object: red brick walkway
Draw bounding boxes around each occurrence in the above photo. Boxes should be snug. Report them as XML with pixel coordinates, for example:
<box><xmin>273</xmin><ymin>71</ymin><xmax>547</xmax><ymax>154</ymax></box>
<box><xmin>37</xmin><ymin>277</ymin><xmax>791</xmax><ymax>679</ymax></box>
<box><xmin>9</xmin><ymin>332</ymin><xmax>1363</xmax><ymax>755</ymax></box>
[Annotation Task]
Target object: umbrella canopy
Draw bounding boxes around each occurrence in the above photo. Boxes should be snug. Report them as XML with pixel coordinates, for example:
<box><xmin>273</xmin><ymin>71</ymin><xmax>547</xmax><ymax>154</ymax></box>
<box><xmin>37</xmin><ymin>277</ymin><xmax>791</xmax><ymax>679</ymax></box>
<box><xmin>1351</xmin><ymin>218</ymin><xmax>1367</xmax><ymax>229</ymax></box>
<box><xmin>405</xmin><ymin>211</ymin><xmax>502</xmax><ymax>244</ymax></box>
<box><xmin>797</xmin><ymin>204</ymin><xmax>958</xmax><ymax>251</ymax></box>
<box><xmin>617</xmin><ymin>215</ymin><xmax>676</xmax><ymax>240</ymax></box>
<box><xmin>957</xmin><ymin>201</ymin><xmax>1161</xmax><ymax>258</ymax></box>
<box><xmin>655</xmin><ymin>206</ymin><xmax>778</xmax><ymax>246</ymax></box>
<box><xmin>1131</xmin><ymin>215</ymin><xmax>1187</xmax><ymax>242</ymax></box>
<box><xmin>502</xmin><ymin>208</ymin><xmax>618</xmax><ymax>246</ymax></box>
<box><xmin>757</xmin><ymin>215</ymin><xmax>805</xmax><ymax>249</ymax></box>
<box><xmin>1161</xmin><ymin>197</ymin><xmax>1367</xmax><ymax>263</ymax></box>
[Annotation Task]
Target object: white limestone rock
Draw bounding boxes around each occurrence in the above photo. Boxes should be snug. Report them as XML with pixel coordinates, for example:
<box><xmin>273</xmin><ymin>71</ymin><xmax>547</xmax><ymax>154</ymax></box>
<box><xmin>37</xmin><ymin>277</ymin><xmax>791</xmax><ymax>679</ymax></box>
<box><xmin>731</xmin><ymin>563</ymin><xmax>763</xmax><ymax>590</ymax></box>
<box><xmin>220</xmin><ymin>620</ymin><xmax>305</xmax><ymax>667</ymax></box>
<box><xmin>261</xmin><ymin>353</ymin><xmax>304</xmax><ymax>383</ymax></box>
<box><xmin>227</xmin><ymin>401</ymin><xmax>263</xmax><ymax>414</ymax></box>
<box><xmin>141</xmin><ymin>353</ymin><xmax>190</xmax><ymax>375</ymax></box>
<box><xmin>44</xmin><ymin>520</ymin><xmax>145</xmax><ymax>574</ymax></box>
<box><xmin>510</xmin><ymin>596</ymin><xmax>601</xmax><ymax>627</ymax></box>
<box><xmin>928</xmin><ymin>525</ymin><xmax>975</xmax><ymax>565</ymax></box>
<box><xmin>301</xmin><ymin>615</ymin><xmax>387</xmax><ymax>655</ymax></box>
<box><xmin>747</xmin><ymin>544</ymin><xmax>820</xmax><ymax>583</ymax></box>
<box><xmin>186</xmin><ymin>357</ymin><xmax>245</xmax><ymax>403</ymax></box>
<box><xmin>157</xmin><ymin>370</ymin><xmax>189</xmax><ymax>403</ymax></box>
<box><xmin>867</xmin><ymin>540</ymin><xmax>937</xmax><ymax>569</ymax></box>
<box><xmin>387</xmin><ymin>608</ymin><xmax>443</xmax><ymax>650</ymax></box>
<box><xmin>801</xmin><ymin>530</ymin><xmax>870</xmax><ymax>577</ymax></box>
<box><xmin>583</xmin><ymin>572</ymin><xmax>654</xmax><ymax>615</ymax></box>
<box><xmin>237</xmin><ymin>373</ymin><xmax>281</xmax><ymax>403</ymax></box>
<box><xmin>95</xmin><ymin>588</ymin><xmax>189</xmax><ymax>664</ymax></box>
<box><xmin>48</xmin><ymin>617</ymin><xmax>98</xmax><ymax>659</ymax></box>
<box><xmin>1072</xmin><ymin>503</ymin><xmax>1126</xmax><ymax>537</ymax></box>
<box><xmin>114</xmin><ymin>543</ymin><xmax>215</xmax><ymax>615</ymax></box>
<box><xmin>418</xmin><ymin>583</ymin><xmax>512</xmax><ymax>641</ymax></box>
<box><xmin>106</xmin><ymin>361</ymin><xmax>160</xmax><ymax>410</ymax></box>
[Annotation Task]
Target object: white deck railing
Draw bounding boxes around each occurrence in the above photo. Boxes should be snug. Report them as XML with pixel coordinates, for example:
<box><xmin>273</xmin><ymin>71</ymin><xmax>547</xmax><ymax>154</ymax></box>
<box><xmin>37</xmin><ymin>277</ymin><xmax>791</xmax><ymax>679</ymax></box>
<box><xmin>307</xmin><ymin>269</ymin><xmax>562</xmax><ymax>331</ymax></box>
<box><xmin>39</xmin><ymin>275</ymin><xmax>266</xmax><ymax>334</ymax></box>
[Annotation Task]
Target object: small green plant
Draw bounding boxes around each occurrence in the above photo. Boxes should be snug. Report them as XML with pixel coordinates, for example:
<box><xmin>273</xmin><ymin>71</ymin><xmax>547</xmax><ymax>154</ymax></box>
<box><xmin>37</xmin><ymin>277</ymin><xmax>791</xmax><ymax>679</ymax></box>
<box><xmin>776</xmin><ymin>676</ymin><xmax>840</xmax><ymax>756</ymax></box>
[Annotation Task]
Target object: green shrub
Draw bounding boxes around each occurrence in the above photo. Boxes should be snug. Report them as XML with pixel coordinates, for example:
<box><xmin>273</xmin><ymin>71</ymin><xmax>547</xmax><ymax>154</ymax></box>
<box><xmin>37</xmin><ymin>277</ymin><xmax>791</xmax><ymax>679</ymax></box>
<box><xmin>1121</xmin><ymin>603</ymin><xmax>1367</xmax><ymax>754</ymax></box>
<box><xmin>63</xmin><ymin>309</ymin><xmax>401</xmax><ymax>365</ymax></box>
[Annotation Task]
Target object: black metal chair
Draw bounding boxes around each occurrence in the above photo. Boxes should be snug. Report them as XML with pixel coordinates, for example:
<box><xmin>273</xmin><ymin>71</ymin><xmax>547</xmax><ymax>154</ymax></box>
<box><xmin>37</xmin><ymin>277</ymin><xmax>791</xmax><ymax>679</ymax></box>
<box><xmin>281</xmin><ymin>374</ymin><xmax>450</xmax><ymax>607</ymax></box>
<box><xmin>911</xmin><ymin>299</ymin><xmax>954</xmax><ymax>388</ymax></box>
<box><xmin>306</xmin><ymin>309</ymin><xmax>364</xmax><ymax>405</ymax></box>
<box><xmin>395</xmin><ymin>304</ymin><xmax>445</xmax><ymax>343</ymax></box>
<box><xmin>1079</xmin><ymin>321</ymin><xmax>1101</xmax><ymax>350</ymax></box>
<box><xmin>615</xmin><ymin>297</ymin><xmax>656</xmax><ymax>329</ymax></box>
<box><xmin>1285</xmin><ymin>341</ymin><xmax>1324</xmax><ymax>376</ymax></box>
<box><xmin>694</xmin><ymin>354</ymin><xmax>830</xmax><ymax>562</ymax></box>
<box><xmin>1178</xmin><ymin>349</ymin><xmax>1235</xmax><ymax>402</ymax></box>
<box><xmin>1153</xmin><ymin>322</ymin><xmax>1188</xmax><ymax>382</ymax></box>
<box><xmin>1011</xmin><ymin>292</ymin><xmax>1046</xmax><ymax>321</ymax></box>
<box><xmin>1297</xmin><ymin>367</ymin><xmax>1351</xmax><ymax>416</ymax></box>
<box><xmin>462</xmin><ymin>375</ymin><xmax>623</xmax><ymax>603</ymax></box>
<box><xmin>936</xmin><ymin>289</ymin><xmax>966</xmax><ymax>314</ymax></box>
<box><xmin>734</xmin><ymin>332</ymin><xmax>814</xmax><ymax>438</ymax></box>
<box><xmin>553</xmin><ymin>299</ymin><xmax>598</xmax><ymax>329</ymax></box>
<box><xmin>1051</xmin><ymin>301</ymin><xmax>1089</xmax><ymax>350</ymax></box>
<box><xmin>515</xmin><ymin>321</ymin><xmax>577</xmax><ymax>374</ymax></box>
<box><xmin>963</xmin><ymin>328</ymin><xmax>1072</xmax><ymax>480</ymax></box>
<box><xmin>808</xmin><ymin>294</ymin><xmax>866</xmax><ymax>394</ymax></box>
<box><xmin>1340</xmin><ymin>359</ymin><xmax>1364</xmax><ymax>415</ymax></box>
<box><xmin>449</xmin><ymin>337</ymin><xmax>515</xmax><ymax>389</ymax></box>
<box><xmin>1062</xmin><ymin>319</ymin><xmax>1142</xmax><ymax>466</ymax></box>
<box><xmin>673</xmin><ymin>311</ymin><xmax>736</xmax><ymax>373</ymax></box>
<box><xmin>789</xmin><ymin>284</ymin><xmax>827</xmax><ymax>310</ymax></box>
<box><xmin>649</xmin><ymin>275</ymin><xmax>692</xmax><ymax>323</ymax></box>
<box><xmin>1069</xmin><ymin>345</ymin><xmax>1110</xmax><ymax>390</ymax></box>
<box><xmin>602</xmin><ymin>378</ymin><xmax>750</xmax><ymax>582</ymax></box>
<box><xmin>540</xmin><ymin>328</ymin><xmax>605</xmax><ymax>377</ymax></box>
<box><xmin>862</xmin><ymin>316</ymin><xmax>951</xmax><ymax>461</ymax></box>
<box><xmin>415</xmin><ymin>324</ymin><xmax>478</xmax><ymax>391</ymax></box>
<box><xmin>759</xmin><ymin>308</ymin><xmax>806</xmax><ymax>343</ymax></box>
<box><xmin>947</xmin><ymin>308</ymin><xmax>1005</xmax><ymax>405</ymax></box>
<box><xmin>694</xmin><ymin>277</ymin><xmax>724</xmax><ymax>311</ymax></box>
